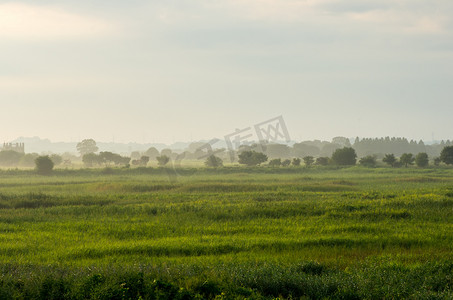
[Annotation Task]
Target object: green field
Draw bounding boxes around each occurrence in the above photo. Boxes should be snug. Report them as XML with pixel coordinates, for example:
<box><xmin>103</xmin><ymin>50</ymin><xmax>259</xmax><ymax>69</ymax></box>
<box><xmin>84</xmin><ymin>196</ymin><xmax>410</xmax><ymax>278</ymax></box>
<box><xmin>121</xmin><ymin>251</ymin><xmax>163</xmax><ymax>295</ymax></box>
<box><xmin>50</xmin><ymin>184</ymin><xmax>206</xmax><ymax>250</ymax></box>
<box><xmin>1</xmin><ymin>167</ymin><xmax>453</xmax><ymax>299</ymax></box>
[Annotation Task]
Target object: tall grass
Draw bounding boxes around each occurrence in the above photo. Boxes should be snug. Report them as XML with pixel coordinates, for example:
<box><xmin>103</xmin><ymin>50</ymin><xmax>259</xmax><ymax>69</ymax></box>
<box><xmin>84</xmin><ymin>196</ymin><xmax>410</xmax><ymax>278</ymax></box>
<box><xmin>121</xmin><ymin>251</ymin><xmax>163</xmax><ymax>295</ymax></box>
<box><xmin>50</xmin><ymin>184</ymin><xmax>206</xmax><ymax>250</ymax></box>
<box><xmin>0</xmin><ymin>167</ymin><xmax>452</xmax><ymax>298</ymax></box>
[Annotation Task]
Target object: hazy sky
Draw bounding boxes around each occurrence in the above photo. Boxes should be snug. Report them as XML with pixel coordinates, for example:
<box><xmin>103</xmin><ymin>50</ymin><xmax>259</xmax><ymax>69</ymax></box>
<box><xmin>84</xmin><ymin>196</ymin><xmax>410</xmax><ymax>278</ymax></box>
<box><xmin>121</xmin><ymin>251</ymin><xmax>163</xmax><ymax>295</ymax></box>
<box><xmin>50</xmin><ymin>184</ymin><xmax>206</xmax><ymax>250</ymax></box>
<box><xmin>1</xmin><ymin>0</ymin><xmax>452</xmax><ymax>144</ymax></box>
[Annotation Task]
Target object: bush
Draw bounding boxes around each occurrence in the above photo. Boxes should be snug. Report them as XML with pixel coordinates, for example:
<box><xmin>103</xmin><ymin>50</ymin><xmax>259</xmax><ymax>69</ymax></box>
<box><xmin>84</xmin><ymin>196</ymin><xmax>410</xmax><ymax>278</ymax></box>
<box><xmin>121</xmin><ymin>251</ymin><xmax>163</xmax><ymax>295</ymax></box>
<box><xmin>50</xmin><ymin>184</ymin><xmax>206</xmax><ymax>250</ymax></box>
<box><xmin>415</xmin><ymin>152</ymin><xmax>429</xmax><ymax>167</ymax></box>
<box><xmin>383</xmin><ymin>154</ymin><xmax>397</xmax><ymax>167</ymax></box>
<box><xmin>35</xmin><ymin>156</ymin><xmax>54</xmax><ymax>175</ymax></box>
<box><xmin>400</xmin><ymin>153</ymin><xmax>415</xmax><ymax>167</ymax></box>
<box><xmin>238</xmin><ymin>151</ymin><xmax>268</xmax><ymax>166</ymax></box>
<box><xmin>359</xmin><ymin>155</ymin><xmax>377</xmax><ymax>167</ymax></box>
<box><xmin>440</xmin><ymin>146</ymin><xmax>453</xmax><ymax>165</ymax></box>
<box><xmin>303</xmin><ymin>156</ymin><xmax>314</xmax><ymax>167</ymax></box>
<box><xmin>156</xmin><ymin>155</ymin><xmax>170</xmax><ymax>166</ymax></box>
<box><xmin>315</xmin><ymin>157</ymin><xmax>330</xmax><ymax>166</ymax></box>
<box><xmin>205</xmin><ymin>155</ymin><xmax>223</xmax><ymax>168</ymax></box>
<box><xmin>269</xmin><ymin>158</ymin><xmax>281</xmax><ymax>167</ymax></box>
<box><xmin>331</xmin><ymin>147</ymin><xmax>357</xmax><ymax>165</ymax></box>
<box><xmin>281</xmin><ymin>159</ymin><xmax>291</xmax><ymax>167</ymax></box>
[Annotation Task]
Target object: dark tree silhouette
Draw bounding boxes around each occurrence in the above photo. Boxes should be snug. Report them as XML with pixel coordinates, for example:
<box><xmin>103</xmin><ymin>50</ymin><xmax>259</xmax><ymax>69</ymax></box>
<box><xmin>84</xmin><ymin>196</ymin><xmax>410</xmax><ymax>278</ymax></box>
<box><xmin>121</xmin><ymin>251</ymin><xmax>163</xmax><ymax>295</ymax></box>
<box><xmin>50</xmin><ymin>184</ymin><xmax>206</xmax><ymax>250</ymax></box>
<box><xmin>400</xmin><ymin>153</ymin><xmax>415</xmax><ymax>167</ymax></box>
<box><xmin>303</xmin><ymin>156</ymin><xmax>314</xmax><ymax>167</ymax></box>
<box><xmin>440</xmin><ymin>146</ymin><xmax>453</xmax><ymax>165</ymax></box>
<box><xmin>315</xmin><ymin>157</ymin><xmax>330</xmax><ymax>166</ymax></box>
<box><xmin>331</xmin><ymin>147</ymin><xmax>357</xmax><ymax>165</ymax></box>
<box><xmin>35</xmin><ymin>156</ymin><xmax>54</xmax><ymax>175</ymax></box>
<box><xmin>156</xmin><ymin>155</ymin><xmax>170</xmax><ymax>166</ymax></box>
<box><xmin>268</xmin><ymin>158</ymin><xmax>281</xmax><ymax>167</ymax></box>
<box><xmin>415</xmin><ymin>152</ymin><xmax>429</xmax><ymax>167</ymax></box>
<box><xmin>292</xmin><ymin>158</ymin><xmax>301</xmax><ymax>166</ymax></box>
<box><xmin>238</xmin><ymin>151</ymin><xmax>268</xmax><ymax>166</ymax></box>
<box><xmin>383</xmin><ymin>154</ymin><xmax>397</xmax><ymax>167</ymax></box>
<box><xmin>359</xmin><ymin>155</ymin><xmax>377</xmax><ymax>167</ymax></box>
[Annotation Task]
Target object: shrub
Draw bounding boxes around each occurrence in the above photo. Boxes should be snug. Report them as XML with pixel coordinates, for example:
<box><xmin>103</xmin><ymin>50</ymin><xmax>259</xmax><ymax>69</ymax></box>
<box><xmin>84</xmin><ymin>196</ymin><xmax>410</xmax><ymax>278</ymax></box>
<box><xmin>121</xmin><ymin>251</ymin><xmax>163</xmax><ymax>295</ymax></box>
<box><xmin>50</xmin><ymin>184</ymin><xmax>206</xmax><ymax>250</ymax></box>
<box><xmin>415</xmin><ymin>152</ymin><xmax>429</xmax><ymax>167</ymax></box>
<box><xmin>281</xmin><ymin>159</ymin><xmax>291</xmax><ymax>167</ymax></box>
<box><xmin>269</xmin><ymin>158</ymin><xmax>281</xmax><ymax>167</ymax></box>
<box><xmin>440</xmin><ymin>146</ymin><xmax>453</xmax><ymax>165</ymax></box>
<box><xmin>156</xmin><ymin>155</ymin><xmax>170</xmax><ymax>166</ymax></box>
<box><xmin>238</xmin><ymin>151</ymin><xmax>268</xmax><ymax>166</ymax></box>
<box><xmin>331</xmin><ymin>147</ymin><xmax>357</xmax><ymax>165</ymax></box>
<box><xmin>359</xmin><ymin>155</ymin><xmax>377</xmax><ymax>167</ymax></box>
<box><xmin>35</xmin><ymin>156</ymin><xmax>54</xmax><ymax>175</ymax></box>
<box><xmin>205</xmin><ymin>155</ymin><xmax>223</xmax><ymax>168</ymax></box>
<box><xmin>303</xmin><ymin>156</ymin><xmax>314</xmax><ymax>167</ymax></box>
<box><xmin>315</xmin><ymin>157</ymin><xmax>330</xmax><ymax>166</ymax></box>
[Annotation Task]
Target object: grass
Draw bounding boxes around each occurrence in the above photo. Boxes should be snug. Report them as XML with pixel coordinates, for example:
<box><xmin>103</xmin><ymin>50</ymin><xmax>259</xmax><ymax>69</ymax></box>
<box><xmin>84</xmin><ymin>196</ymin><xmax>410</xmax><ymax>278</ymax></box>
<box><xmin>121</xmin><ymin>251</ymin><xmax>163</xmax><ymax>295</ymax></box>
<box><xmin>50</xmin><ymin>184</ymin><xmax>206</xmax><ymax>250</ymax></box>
<box><xmin>0</xmin><ymin>166</ymin><xmax>452</xmax><ymax>298</ymax></box>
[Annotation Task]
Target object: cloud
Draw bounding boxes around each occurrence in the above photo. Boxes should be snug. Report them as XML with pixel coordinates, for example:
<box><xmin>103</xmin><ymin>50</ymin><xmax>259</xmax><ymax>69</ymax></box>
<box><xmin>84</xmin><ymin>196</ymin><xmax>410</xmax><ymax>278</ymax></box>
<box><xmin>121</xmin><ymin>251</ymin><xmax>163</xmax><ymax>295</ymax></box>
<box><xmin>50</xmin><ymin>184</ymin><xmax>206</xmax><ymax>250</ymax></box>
<box><xmin>192</xmin><ymin>0</ymin><xmax>452</xmax><ymax>37</ymax></box>
<box><xmin>0</xmin><ymin>3</ymin><xmax>114</xmax><ymax>40</ymax></box>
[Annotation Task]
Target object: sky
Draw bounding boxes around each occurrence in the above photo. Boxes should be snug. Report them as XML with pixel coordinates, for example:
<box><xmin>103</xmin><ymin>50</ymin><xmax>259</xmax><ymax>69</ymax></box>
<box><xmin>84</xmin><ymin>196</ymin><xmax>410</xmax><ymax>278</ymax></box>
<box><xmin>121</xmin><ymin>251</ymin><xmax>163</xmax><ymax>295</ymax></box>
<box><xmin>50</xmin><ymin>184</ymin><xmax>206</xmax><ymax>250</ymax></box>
<box><xmin>1</xmin><ymin>0</ymin><xmax>453</xmax><ymax>144</ymax></box>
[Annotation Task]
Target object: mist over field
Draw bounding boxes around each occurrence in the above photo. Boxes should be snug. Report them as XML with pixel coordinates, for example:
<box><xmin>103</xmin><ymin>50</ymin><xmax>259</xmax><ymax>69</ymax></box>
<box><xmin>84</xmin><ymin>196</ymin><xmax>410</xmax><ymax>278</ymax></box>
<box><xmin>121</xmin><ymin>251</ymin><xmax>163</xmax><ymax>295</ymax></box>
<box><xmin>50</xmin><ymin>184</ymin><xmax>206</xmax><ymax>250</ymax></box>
<box><xmin>2</xmin><ymin>1</ymin><xmax>453</xmax><ymax>299</ymax></box>
<box><xmin>1</xmin><ymin>0</ymin><xmax>453</xmax><ymax>144</ymax></box>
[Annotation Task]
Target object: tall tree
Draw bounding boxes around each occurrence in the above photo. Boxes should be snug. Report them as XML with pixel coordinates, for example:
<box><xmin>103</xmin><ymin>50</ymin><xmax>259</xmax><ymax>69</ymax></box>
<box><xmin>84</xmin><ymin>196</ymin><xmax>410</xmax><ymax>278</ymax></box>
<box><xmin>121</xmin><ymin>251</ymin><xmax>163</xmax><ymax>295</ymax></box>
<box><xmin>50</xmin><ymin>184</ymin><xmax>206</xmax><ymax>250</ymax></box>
<box><xmin>440</xmin><ymin>146</ymin><xmax>453</xmax><ymax>165</ymax></box>
<box><xmin>383</xmin><ymin>154</ymin><xmax>397</xmax><ymax>167</ymax></box>
<box><xmin>76</xmin><ymin>139</ymin><xmax>98</xmax><ymax>156</ymax></box>
<box><xmin>415</xmin><ymin>152</ymin><xmax>429</xmax><ymax>167</ymax></box>
<box><xmin>400</xmin><ymin>153</ymin><xmax>415</xmax><ymax>167</ymax></box>
<box><xmin>303</xmin><ymin>156</ymin><xmax>314</xmax><ymax>167</ymax></box>
<box><xmin>35</xmin><ymin>156</ymin><xmax>54</xmax><ymax>175</ymax></box>
<box><xmin>331</xmin><ymin>147</ymin><xmax>357</xmax><ymax>166</ymax></box>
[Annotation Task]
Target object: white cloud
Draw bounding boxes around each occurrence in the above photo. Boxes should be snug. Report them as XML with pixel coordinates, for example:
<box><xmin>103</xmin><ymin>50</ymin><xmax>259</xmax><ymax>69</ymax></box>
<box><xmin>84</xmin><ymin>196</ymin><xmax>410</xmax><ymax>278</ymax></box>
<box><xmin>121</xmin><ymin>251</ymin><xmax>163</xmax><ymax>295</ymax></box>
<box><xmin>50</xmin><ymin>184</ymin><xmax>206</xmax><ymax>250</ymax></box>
<box><xmin>0</xmin><ymin>3</ymin><xmax>114</xmax><ymax>40</ymax></box>
<box><xmin>196</xmin><ymin>0</ymin><xmax>451</xmax><ymax>36</ymax></box>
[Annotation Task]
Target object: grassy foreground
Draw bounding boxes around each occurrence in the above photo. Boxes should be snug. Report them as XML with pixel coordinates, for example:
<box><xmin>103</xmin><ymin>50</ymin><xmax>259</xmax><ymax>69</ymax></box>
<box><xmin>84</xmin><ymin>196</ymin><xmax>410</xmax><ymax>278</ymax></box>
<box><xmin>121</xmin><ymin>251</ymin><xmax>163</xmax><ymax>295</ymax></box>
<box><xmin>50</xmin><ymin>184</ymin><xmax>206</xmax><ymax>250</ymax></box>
<box><xmin>0</xmin><ymin>167</ymin><xmax>452</xmax><ymax>299</ymax></box>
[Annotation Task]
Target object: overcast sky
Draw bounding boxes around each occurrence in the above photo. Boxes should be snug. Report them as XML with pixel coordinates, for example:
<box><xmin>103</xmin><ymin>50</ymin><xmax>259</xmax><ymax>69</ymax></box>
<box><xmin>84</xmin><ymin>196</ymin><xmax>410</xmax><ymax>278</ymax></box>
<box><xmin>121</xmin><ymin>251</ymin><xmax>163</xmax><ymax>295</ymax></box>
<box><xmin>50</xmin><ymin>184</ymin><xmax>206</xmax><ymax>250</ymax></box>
<box><xmin>1</xmin><ymin>0</ymin><xmax>452</xmax><ymax>144</ymax></box>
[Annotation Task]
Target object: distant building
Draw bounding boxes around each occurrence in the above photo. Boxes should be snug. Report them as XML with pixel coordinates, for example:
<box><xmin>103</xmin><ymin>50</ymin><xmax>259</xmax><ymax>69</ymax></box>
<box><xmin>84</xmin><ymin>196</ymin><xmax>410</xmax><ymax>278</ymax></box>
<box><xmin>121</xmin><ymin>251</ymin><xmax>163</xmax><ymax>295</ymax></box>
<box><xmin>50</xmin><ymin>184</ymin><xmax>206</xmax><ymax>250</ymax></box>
<box><xmin>2</xmin><ymin>142</ymin><xmax>25</xmax><ymax>153</ymax></box>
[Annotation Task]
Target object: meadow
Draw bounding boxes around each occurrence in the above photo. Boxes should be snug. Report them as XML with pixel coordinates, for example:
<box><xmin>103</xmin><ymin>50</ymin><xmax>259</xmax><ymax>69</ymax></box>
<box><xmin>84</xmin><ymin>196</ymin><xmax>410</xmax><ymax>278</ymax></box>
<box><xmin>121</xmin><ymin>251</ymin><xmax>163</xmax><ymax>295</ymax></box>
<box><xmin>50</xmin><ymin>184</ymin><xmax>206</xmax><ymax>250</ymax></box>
<box><xmin>0</xmin><ymin>166</ymin><xmax>452</xmax><ymax>299</ymax></box>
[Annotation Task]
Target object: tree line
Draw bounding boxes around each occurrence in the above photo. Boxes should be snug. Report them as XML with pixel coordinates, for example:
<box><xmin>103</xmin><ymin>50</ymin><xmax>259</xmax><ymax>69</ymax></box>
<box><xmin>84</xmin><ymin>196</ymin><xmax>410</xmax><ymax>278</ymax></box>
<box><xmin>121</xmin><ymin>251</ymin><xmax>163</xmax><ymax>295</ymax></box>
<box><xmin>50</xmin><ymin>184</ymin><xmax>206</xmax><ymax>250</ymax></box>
<box><xmin>1</xmin><ymin>138</ymin><xmax>453</xmax><ymax>174</ymax></box>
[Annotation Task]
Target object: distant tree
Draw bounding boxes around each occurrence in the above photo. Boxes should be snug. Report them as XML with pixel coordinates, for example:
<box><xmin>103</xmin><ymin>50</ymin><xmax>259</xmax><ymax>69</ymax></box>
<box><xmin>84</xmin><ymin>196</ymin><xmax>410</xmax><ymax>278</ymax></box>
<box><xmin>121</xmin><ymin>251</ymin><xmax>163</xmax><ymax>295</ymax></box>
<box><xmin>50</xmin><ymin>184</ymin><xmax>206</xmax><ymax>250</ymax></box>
<box><xmin>320</xmin><ymin>143</ymin><xmax>342</xmax><ymax>157</ymax></box>
<box><xmin>19</xmin><ymin>153</ymin><xmax>39</xmax><ymax>167</ymax></box>
<box><xmin>238</xmin><ymin>151</ymin><xmax>268</xmax><ymax>166</ymax></box>
<box><xmin>205</xmin><ymin>155</ymin><xmax>223</xmax><ymax>168</ymax></box>
<box><xmin>50</xmin><ymin>154</ymin><xmax>63</xmax><ymax>166</ymax></box>
<box><xmin>99</xmin><ymin>151</ymin><xmax>130</xmax><ymax>166</ymax></box>
<box><xmin>161</xmin><ymin>149</ymin><xmax>173</xmax><ymax>157</ymax></box>
<box><xmin>0</xmin><ymin>150</ymin><xmax>23</xmax><ymax>167</ymax></box>
<box><xmin>331</xmin><ymin>147</ymin><xmax>357</xmax><ymax>165</ymax></box>
<box><xmin>400</xmin><ymin>153</ymin><xmax>415</xmax><ymax>167</ymax></box>
<box><xmin>383</xmin><ymin>154</ymin><xmax>397</xmax><ymax>167</ymax></box>
<box><xmin>265</xmin><ymin>144</ymin><xmax>291</xmax><ymax>159</ymax></box>
<box><xmin>440</xmin><ymin>146</ymin><xmax>453</xmax><ymax>165</ymax></box>
<box><xmin>332</xmin><ymin>136</ymin><xmax>351</xmax><ymax>147</ymax></box>
<box><xmin>415</xmin><ymin>152</ymin><xmax>429</xmax><ymax>168</ymax></box>
<box><xmin>315</xmin><ymin>157</ymin><xmax>330</xmax><ymax>166</ymax></box>
<box><xmin>35</xmin><ymin>156</ymin><xmax>54</xmax><ymax>175</ymax></box>
<box><xmin>156</xmin><ymin>155</ymin><xmax>170</xmax><ymax>166</ymax></box>
<box><xmin>269</xmin><ymin>158</ymin><xmax>281</xmax><ymax>167</ymax></box>
<box><xmin>292</xmin><ymin>158</ymin><xmax>301</xmax><ymax>166</ymax></box>
<box><xmin>281</xmin><ymin>159</ymin><xmax>291</xmax><ymax>167</ymax></box>
<box><xmin>82</xmin><ymin>153</ymin><xmax>100</xmax><ymax>167</ymax></box>
<box><xmin>292</xmin><ymin>143</ymin><xmax>320</xmax><ymax>158</ymax></box>
<box><xmin>303</xmin><ymin>156</ymin><xmax>314</xmax><ymax>167</ymax></box>
<box><xmin>130</xmin><ymin>151</ymin><xmax>141</xmax><ymax>160</ymax></box>
<box><xmin>433</xmin><ymin>157</ymin><xmax>442</xmax><ymax>166</ymax></box>
<box><xmin>144</xmin><ymin>147</ymin><xmax>159</xmax><ymax>160</ymax></box>
<box><xmin>359</xmin><ymin>155</ymin><xmax>377</xmax><ymax>167</ymax></box>
<box><xmin>76</xmin><ymin>139</ymin><xmax>98</xmax><ymax>156</ymax></box>
<box><xmin>139</xmin><ymin>156</ymin><xmax>150</xmax><ymax>166</ymax></box>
